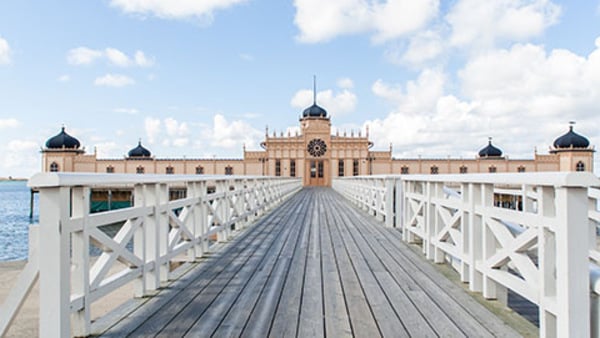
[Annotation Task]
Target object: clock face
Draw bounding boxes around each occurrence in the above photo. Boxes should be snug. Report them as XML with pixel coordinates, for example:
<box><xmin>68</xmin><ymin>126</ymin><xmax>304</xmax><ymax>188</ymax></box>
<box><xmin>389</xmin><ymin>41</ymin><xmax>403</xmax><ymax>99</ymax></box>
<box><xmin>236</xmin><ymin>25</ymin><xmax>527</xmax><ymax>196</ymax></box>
<box><xmin>307</xmin><ymin>138</ymin><xmax>327</xmax><ymax>157</ymax></box>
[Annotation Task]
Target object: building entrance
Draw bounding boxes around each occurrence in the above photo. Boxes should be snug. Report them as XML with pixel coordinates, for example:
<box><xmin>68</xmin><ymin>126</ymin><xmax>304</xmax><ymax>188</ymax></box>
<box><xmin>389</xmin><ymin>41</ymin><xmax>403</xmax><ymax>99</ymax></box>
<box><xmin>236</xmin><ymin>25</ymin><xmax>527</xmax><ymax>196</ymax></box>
<box><xmin>307</xmin><ymin>160</ymin><xmax>327</xmax><ymax>186</ymax></box>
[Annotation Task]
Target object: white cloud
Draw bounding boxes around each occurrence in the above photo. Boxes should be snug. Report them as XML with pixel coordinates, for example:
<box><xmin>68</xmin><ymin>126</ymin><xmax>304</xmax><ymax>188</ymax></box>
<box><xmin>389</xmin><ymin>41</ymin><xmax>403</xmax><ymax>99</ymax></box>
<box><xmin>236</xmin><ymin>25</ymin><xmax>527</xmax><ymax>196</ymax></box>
<box><xmin>393</xmin><ymin>30</ymin><xmax>444</xmax><ymax>67</ymax></box>
<box><xmin>94</xmin><ymin>73</ymin><xmax>135</xmax><ymax>87</ymax></box>
<box><xmin>337</xmin><ymin>77</ymin><xmax>354</xmax><ymax>89</ymax></box>
<box><xmin>0</xmin><ymin>118</ymin><xmax>19</xmax><ymax>129</ymax></box>
<box><xmin>109</xmin><ymin>0</ymin><xmax>247</xmax><ymax>21</ymax></box>
<box><xmin>114</xmin><ymin>107</ymin><xmax>139</xmax><ymax>114</ymax></box>
<box><xmin>367</xmin><ymin>37</ymin><xmax>600</xmax><ymax>162</ymax></box>
<box><xmin>144</xmin><ymin>117</ymin><xmax>161</xmax><ymax>144</ymax></box>
<box><xmin>207</xmin><ymin>114</ymin><xmax>263</xmax><ymax>150</ymax></box>
<box><xmin>105</xmin><ymin>48</ymin><xmax>131</xmax><ymax>67</ymax></box>
<box><xmin>1</xmin><ymin>140</ymin><xmax>39</xmax><ymax>177</ymax></box>
<box><xmin>446</xmin><ymin>0</ymin><xmax>561</xmax><ymax>49</ymax></box>
<box><xmin>134</xmin><ymin>50</ymin><xmax>154</xmax><ymax>67</ymax></box>
<box><xmin>294</xmin><ymin>0</ymin><xmax>439</xmax><ymax>43</ymax></box>
<box><xmin>68</xmin><ymin>47</ymin><xmax>154</xmax><ymax>67</ymax></box>
<box><xmin>291</xmin><ymin>88</ymin><xmax>357</xmax><ymax>117</ymax></box>
<box><xmin>68</xmin><ymin>47</ymin><xmax>103</xmax><ymax>65</ymax></box>
<box><xmin>0</xmin><ymin>36</ymin><xmax>11</xmax><ymax>65</ymax></box>
<box><xmin>57</xmin><ymin>74</ymin><xmax>70</xmax><ymax>82</ymax></box>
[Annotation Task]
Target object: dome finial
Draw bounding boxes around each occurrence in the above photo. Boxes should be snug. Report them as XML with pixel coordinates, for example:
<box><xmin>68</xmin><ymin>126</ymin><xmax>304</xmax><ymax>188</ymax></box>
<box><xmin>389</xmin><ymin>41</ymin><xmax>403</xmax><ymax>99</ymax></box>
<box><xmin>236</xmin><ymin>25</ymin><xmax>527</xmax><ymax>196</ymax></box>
<box><xmin>488</xmin><ymin>136</ymin><xmax>492</xmax><ymax>144</ymax></box>
<box><xmin>569</xmin><ymin>120</ymin><xmax>575</xmax><ymax>131</ymax></box>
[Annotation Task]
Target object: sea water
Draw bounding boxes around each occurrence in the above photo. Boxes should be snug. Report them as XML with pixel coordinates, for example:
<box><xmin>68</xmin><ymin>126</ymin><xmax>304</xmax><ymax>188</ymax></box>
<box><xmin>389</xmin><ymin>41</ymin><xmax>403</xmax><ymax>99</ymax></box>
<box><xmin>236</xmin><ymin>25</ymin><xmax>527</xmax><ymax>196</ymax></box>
<box><xmin>0</xmin><ymin>180</ymin><xmax>37</xmax><ymax>261</ymax></box>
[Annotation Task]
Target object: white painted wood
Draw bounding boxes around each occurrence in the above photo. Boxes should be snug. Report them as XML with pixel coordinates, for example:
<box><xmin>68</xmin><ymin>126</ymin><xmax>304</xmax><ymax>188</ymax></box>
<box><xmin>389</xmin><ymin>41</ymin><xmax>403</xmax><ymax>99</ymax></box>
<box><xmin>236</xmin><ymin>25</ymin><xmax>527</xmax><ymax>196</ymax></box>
<box><xmin>333</xmin><ymin>172</ymin><xmax>600</xmax><ymax>338</ymax></box>
<box><xmin>0</xmin><ymin>174</ymin><xmax>301</xmax><ymax>336</ymax></box>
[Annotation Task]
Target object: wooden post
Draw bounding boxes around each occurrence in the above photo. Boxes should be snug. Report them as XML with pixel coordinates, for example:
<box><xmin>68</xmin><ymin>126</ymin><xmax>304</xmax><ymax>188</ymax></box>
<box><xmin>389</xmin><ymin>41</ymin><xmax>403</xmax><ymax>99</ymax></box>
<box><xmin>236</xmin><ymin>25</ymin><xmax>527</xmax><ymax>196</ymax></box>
<box><xmin>71</xmin><ymin>187</ymin><xmax>91</xmax><ymax>336</ymax></box>
<box><xmin>38</xmin><ymin>187</ymin><xmax>71</xmax><ymax>337</ymax></box>
<box><xmin>552</xmin><ymin>185</ymin><xmax>590</xmax><ymax>337</ymax></box>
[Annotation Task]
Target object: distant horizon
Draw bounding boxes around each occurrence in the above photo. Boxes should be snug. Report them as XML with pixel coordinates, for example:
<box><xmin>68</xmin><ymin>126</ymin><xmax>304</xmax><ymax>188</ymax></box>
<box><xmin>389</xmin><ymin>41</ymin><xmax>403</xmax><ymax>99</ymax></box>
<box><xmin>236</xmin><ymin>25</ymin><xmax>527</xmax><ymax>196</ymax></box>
<box><xmin>1</xmin><ymin>1</ymin><xmax>599</xmax><ymax>177</ymax></box>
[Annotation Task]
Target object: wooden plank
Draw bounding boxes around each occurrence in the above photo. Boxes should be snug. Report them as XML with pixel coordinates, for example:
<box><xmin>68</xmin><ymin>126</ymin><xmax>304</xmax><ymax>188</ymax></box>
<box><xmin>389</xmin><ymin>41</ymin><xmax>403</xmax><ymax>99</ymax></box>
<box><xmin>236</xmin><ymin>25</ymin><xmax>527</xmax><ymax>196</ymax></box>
<box><xmin>211</xmin><ymin>190</ymin><xmax>310</xmax><ymax>337</ymax></box>
<box><xmin>328</xmin><ymin>193</ymin><xmax>455</xmax><ymax>337</ymax></box>
<box><xmin>327</xmin><ymin>192</ymin><xmax>410</xmax><ymax>338</ymax></box>
<box><xmin>324</xmin><ymin>193</ymin><xmax>383</xmax><ymax>337</ymax></box>
<box><xmin>297</xmin><ymin>189</ymin><xmax>325</xmax><ymax>338</ymax></box>
<box><xmin>155</xmin><ymin>199</ymin><xmax>293</xmax><ymax>337</ymax></box>
<box><xmin>317</xmin><ymin>192</ymin><xmax>353</xmax><ymax>337</ymax></box>
<box><xmin>267</xmin><ymin>192</ymin><xmax>314</xmax><ymax>337</ymax></box>
<box><xmin>184</xmin><ymin>191</ymin><xmax>310</xmax><ymax>337</ymax></box>
<box><xmin>125</xmin><ymin>192</ymin><xmax>295</xmax><ymax>336</ymax></box>
<box><xmin>337</xmin><ymin>190</ymin><xmax>520</xmax><ymax>337</ymax></box>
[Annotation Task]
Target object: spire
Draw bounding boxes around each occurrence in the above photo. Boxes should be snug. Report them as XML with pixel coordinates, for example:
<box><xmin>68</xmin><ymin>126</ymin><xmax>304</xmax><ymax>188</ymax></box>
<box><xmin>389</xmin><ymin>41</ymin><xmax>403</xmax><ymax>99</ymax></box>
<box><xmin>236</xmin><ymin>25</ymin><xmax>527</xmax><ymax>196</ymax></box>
<box><xmin>313</xmin><ymin>75</ymin><xmax>317</xmax><ymax>105</ymax></box>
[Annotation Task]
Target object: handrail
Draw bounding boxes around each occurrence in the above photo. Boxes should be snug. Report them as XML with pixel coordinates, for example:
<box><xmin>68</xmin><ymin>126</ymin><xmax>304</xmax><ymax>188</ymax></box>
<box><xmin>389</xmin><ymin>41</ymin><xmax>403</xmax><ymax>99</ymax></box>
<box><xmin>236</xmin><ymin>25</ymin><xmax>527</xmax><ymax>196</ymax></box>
<box><xmin>334</xmin><ymin>172</ymin><xmax>600</xmax><ymax>337</ymax></box>
<box><xmin>1</xmin><ymin>173</ymin><xmax>302</xmax><ymax>337</ymax></box>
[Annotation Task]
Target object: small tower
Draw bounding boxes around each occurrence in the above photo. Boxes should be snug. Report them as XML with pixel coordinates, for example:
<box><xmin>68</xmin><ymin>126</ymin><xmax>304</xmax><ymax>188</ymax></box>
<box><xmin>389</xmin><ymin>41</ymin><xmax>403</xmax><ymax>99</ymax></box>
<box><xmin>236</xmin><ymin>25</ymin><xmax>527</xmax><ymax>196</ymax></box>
<box><xmin>42</xmin><ymin>126</ymin><xmax>84</xmax><ymax>172</ymax></box>
<box><xmin>550</xmin><ymin>122</ymin><xmax>594</xmax><ymax>172</ymax></box>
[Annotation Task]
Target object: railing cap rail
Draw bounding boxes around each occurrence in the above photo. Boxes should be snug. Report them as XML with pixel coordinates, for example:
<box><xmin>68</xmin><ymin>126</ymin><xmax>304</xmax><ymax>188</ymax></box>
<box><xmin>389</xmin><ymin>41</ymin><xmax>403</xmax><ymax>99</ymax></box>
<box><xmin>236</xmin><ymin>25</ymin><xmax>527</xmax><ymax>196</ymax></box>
<box><xmin>336</xmin><ymin>172</ymin><xmax>600</xmax><ymax>187</ymax></box>
<box><xmin>28</xmin><ymin>172</ymin><xmax>299</xmax><ymax>188</ymax></box>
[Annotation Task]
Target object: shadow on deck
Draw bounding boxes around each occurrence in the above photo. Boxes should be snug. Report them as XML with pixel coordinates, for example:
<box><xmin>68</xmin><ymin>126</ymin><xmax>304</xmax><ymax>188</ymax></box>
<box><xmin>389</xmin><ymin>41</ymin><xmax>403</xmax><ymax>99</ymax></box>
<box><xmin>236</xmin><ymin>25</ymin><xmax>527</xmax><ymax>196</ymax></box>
<box><xmin>99</xmin><ymin>188</ymin><xmax>526</xmax><ymax>337</ymax></box>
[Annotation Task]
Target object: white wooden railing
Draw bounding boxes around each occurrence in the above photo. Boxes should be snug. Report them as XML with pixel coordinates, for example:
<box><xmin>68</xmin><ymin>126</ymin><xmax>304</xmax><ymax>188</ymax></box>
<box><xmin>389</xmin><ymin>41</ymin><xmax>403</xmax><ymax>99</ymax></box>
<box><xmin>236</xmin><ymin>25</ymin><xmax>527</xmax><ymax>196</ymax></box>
<box><xmin>0</xmin><ymin>173</ymin><xmax>301</xmax><ymax>337</ymax></box>
<box><xmin>334</xmin><ymin>172</ymin><xmax>600</xmax><ymax>338</ymax></box>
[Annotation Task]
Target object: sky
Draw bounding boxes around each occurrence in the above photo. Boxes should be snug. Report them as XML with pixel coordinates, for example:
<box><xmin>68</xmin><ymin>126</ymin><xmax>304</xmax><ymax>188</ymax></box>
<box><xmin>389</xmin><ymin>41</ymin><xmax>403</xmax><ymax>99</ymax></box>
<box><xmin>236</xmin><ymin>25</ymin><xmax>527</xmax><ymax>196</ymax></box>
<box><xmin>0</xmin><ymin>0</ymin><xmax>599</xmax><ymax>178</ymax></box>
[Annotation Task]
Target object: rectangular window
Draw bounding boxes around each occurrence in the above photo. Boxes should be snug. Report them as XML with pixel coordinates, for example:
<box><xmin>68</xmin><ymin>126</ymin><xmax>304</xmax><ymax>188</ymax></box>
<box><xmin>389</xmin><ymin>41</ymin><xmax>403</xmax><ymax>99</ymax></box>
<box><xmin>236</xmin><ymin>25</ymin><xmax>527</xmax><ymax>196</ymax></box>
<box><xmin>166</xmin><ymin>166</ymin><xmax>174</xmax><ymax>174</ymax></box>
<box><xmin>431</xmin><ymin>166</ymin><xmax>439</xmax><ymax>174</ymax></box>
<box><xmin>489</xmin><ymin>166</ymin><xmax>497</xmax><ymax>173</ymax></box>
<box><xmin>225</xmin><ymin>166</ymin><xmax>233</xmax><ymax>175</ymax></box>
<box><xmin>517</xmin><ymin>166</ymin><xmax>525</xmax><ymax>173</ymax></box>
<box><xmin>290</xmin><ymin>160</ymin><xmax>296</xmax><ymax>177</ymax></box>
<box><xmin>136</xmin><ymin>166</ymin><xmax>144</xmax><ymax>174</ymax></box>
<box><xmin>353</xmin><ymin>159</ymin><xmax>359</xmax><ymax>176</ymax></box>
<box><xmin>106</xmin><ymin>166</ymin><xmax>114</xmax><ymax>173</ymax></box>
<box><xmin>400</xmin><ymin>166</ymin><xmax>409</xmax><ymax>175</ymax></box>
<box><xmin>196</xmin><ymin>166</ymin><xmax>204</xmax><ymax>174</ymax></box>
<box><xmin>275</xmin><ymin>159</ymin><xmax>281</xmax><ymax>177</ymax></box>
<box><xmin>310</xmin><ymin>161</ymin><xmax>317</xmax><ymax>178</ymax></box>
<box><xmin>338</xmin><ymin>160</ymin><xmax>344</xmax><ymax>177</ymax></box>
<box><xmin>459</xmin><ymin>166</ymin><xmax>467</xmax><ymax>174</ymax></box>
<box><xmin>317</xmin><ymin>161</ymin><xmax>324</xmax><ymax>178</ymax></box>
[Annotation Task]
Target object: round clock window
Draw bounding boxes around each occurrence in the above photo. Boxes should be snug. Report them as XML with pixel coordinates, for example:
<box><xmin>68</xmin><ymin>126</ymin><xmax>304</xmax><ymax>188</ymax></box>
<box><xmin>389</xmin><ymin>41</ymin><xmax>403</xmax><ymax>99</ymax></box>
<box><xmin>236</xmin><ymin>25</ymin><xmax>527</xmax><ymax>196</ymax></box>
<box><xmin>307</xmin><ymin>138</ymin><xmax>327</xmax><ymax>157</ymax></box>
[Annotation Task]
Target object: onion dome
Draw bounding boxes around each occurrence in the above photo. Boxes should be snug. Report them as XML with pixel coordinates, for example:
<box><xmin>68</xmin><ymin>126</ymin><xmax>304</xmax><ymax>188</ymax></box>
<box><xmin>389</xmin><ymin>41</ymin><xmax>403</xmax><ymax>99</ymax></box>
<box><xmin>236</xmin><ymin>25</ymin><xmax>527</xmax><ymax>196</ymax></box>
<box><xmin>45</xmin><ymin>126</ymin><xmax>81</xmax><ymax>149</ymax></box>
<box><xmin>128</xmin><ymin>140</ymin><xmax>151</xmax><ymax>158</ymax></box>
<box><xmin>553</xmin><ymin>124</ymin><xmax>589</xmax><ymax>149</ymax></box>
<box><xmin>302</xmin><ymin>103</ymin><xmax>328</xmax><ymax>117</ymax></box>
<box><xmin>478</xmin><ymin>137</ymin><xmax>503</xmax><ymax>158</ymax></box>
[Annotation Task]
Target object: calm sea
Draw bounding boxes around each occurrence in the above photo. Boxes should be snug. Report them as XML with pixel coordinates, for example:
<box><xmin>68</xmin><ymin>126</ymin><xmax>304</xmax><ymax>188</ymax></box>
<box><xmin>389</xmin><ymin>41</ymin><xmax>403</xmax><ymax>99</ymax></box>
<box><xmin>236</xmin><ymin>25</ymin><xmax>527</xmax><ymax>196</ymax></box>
<box><xmin>0</xmin><ymin>180</ymin><xmax>38</xmax><ymax>261</ymax></box>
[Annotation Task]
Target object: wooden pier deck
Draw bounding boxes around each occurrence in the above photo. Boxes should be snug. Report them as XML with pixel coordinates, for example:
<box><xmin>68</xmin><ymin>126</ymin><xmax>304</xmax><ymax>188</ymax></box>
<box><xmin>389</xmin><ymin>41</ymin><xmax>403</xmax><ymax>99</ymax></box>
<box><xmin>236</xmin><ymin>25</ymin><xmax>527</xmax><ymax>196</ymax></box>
<box><xmin>100</xmin><ymin>188</ymin><xmax>520</xmax><ymax>337</ymax></box>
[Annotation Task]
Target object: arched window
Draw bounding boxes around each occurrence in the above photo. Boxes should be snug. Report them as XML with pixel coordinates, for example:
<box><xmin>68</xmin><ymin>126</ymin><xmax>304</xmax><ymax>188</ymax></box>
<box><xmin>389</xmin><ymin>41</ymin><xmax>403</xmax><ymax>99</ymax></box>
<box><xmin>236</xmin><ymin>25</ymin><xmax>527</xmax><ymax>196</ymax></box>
<box><xmin>225</xmin><ymin>166</ymin><xmax>233</xmax><ymax>175</ymax></box>
<box><xmin>136</xmin><ymin>166</ymin><xmax>145</xmax><ymax>174</ymax></box>
<box><xmin>576</xmin><ymin>161</ymin><xmax>585</xmax><ymax>172</ymax></box>
<box><xmin>489</xmin><ymin>166</ymin><xmax>497</xmax><ymax>173</ymax></box>
<box><xmin>430</xmin><ymin>166</ymin><xmax>438</xmax><ymax>175</ymax></box>
<box><xmin>166</xmin><ymin>166</ymin><xmax>174</xmax><ymax>174</ymax></box>
<box><xmin>401</xmin><ymin>166</ymin><xmax>409</xmax><ymax>174</ymax></box>
<box><xmin>517</xmin><ymin>166</ymin><xmax>526</xmax><ymax>173</ymax></box>
<box><xmin>49</xmin><ymin>162</ymin><xmax>59</xmax><ymax>172</ymax></box>
<box><xmin>106</xmin><ymin>166</ymin><xmax>115</xmax><ymax>173</ymax></box>
<box><xmin>196</xmin><ymin>166</ymin><xmax>204</xmax><ymax>175</ymax></box>
<box><xmin>459</xmin><ymin>166</ymin><xmax>468</xmax><ymax>174</ymax></box>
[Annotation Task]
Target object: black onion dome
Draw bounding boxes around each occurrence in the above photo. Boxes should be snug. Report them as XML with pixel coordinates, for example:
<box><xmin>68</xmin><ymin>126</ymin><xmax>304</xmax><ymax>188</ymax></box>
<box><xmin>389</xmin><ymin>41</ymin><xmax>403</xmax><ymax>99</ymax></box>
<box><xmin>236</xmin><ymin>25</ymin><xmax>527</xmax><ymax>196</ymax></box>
<box><xmin>45</xmin><ymin>126</ymin><xmax>81</xmax><ymax>149</ymax></box>
<box><xmin>478</xmin><ymin>138</ymin><xmax>503</xmax><ymax>157</ymax></box>
<box><xmin>128</xmin><ymin>140</ymin><xmax>151</xmax><ymax>157</ymax></box>
<box><xmin>302</xmin><ymin>103</ymin><xmax>327</xmax><ymax>117</ymax></box>
<box><xmin>553</xmin><ymin>125</ymin><xmax>590</xmax><ymax>149</ymax></box>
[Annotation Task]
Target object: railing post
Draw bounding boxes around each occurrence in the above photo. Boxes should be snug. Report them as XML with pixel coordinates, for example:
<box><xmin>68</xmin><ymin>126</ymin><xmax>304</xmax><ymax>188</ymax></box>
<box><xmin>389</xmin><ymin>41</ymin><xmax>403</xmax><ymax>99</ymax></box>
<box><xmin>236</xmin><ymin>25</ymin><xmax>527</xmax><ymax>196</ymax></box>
<box><xmin>38</xmin><ymin>186</ymin><xmax>71</xmax><ymax>337</ymax></box>
<box><xmin>384</xmin><ymin>178</ymin><xmax>394</xmax><ymax>227</ymax></box>
<box><xmin>552</xmin><ymin>185</ymin><xmax>590</xmax><ymax>337</ymax></box>
<box><xmin>71</xmin><ymin>186</ymin><xmax>91</xmax><ymax>336</ymax></box>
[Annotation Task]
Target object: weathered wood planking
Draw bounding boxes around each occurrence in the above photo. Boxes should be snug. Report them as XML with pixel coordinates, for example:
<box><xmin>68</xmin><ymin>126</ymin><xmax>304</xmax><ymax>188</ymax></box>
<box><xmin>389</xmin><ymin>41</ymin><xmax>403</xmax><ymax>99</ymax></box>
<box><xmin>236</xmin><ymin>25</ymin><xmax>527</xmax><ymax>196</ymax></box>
<box><xmin>100</xmin><ymin>188</ymin><xmax>521</xmax><ymax>338</ymax></box>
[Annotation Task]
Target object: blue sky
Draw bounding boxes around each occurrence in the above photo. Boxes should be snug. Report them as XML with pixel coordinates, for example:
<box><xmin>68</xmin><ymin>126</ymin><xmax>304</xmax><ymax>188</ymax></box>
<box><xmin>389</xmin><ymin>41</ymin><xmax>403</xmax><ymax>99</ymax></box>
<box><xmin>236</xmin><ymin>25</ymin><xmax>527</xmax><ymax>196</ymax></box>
<box><xmin>0</xmin><ymin>0</ymin><xmax>599</xmax><ymax>177</ymax></box>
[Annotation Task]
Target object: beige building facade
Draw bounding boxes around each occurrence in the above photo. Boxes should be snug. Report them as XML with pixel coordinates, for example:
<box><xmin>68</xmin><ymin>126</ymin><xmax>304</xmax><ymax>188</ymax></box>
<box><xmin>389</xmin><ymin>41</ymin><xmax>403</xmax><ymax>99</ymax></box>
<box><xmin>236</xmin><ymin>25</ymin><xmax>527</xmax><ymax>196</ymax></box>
<box><xmin>42</xmin><ymin>103</ymin><xmax>595</xmax><ymax>187</ymax></box>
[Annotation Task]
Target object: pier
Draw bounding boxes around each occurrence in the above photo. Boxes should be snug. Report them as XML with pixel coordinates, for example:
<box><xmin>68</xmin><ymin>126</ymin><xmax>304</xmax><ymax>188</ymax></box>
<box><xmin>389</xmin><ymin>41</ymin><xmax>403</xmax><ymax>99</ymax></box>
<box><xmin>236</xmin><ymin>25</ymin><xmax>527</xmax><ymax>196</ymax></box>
<box><xmin>1</xmin><ymin>172</ymin><xmax>599</xmax><ymax>337</ymax></box>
